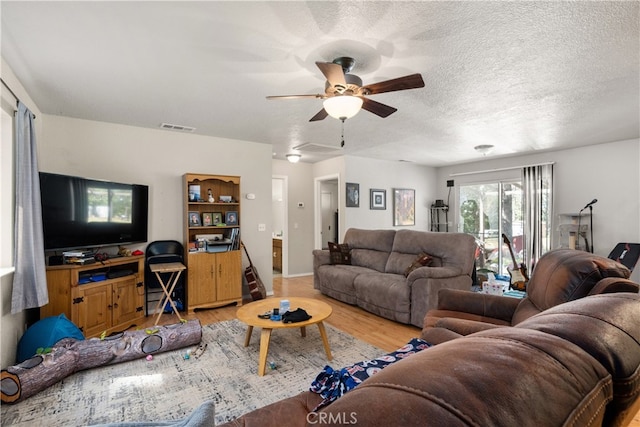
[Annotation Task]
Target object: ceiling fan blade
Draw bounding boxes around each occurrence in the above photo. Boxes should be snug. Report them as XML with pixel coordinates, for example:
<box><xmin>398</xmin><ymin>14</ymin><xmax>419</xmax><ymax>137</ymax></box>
<box><xmin>266</xmin><ymin>94</ymin><xmax>325</xmax><ymax>100</ymax></box>
<box><xmin>309</xmin><ymin>108</ymin><xmax>328</xmax><ymax>122</ymax></box>
<box><xmin>361</xmin><ymin>97</ymin><xmax>397</xmax><ymax>118</ymax></box>
<box><xmin>362</xmin><ymin>73</ymin><xmax>425</xmax><ymax>95</ymax></box>
<box><xmin>316</xmin><ymin>62</ymin><xmax>346</xmax><ymax>88</ymax></box>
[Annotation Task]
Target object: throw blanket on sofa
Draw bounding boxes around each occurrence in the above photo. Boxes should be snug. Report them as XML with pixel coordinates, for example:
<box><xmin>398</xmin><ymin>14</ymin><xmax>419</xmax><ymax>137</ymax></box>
<box><xmin>310</xmin><ymin>338</ymin><xmax>431</xmax><ymax>410</ymax></box>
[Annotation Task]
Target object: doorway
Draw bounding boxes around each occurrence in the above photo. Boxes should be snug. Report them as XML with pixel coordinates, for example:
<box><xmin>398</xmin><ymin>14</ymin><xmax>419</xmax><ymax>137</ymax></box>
<box><xmin>314</xmin><ymin>174</ymin><xmax>339</xmax><ymax>249</ymax></box>
<box><xmin>272</xmin><ymin>176</ymin><xmax>288</xmax><ymax>276</ymax></box>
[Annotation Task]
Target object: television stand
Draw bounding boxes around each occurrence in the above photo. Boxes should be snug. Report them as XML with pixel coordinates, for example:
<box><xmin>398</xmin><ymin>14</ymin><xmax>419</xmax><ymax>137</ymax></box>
<box><xmin>41</xmin><ymin>255</ymin><xmax>145</xmax><ymax>338</ymax></box>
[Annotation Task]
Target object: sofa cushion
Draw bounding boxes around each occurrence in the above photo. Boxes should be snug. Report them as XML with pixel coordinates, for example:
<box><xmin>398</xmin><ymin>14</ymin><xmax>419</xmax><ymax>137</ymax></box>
<box><xmin>344</xmin><ymin>228</ymin><xmax>396</xmax><ymax>272</ymax></box>
<box><xmin>404</xmin><ymin>253</ymin><xmax>433</xmax><ymax>277</ymax></box>
<box><xmin>327</xmin><ymin>242</ymin><xmax>351</xmax><ymax>265</ymax></box>
<box><xmin>315</xmin><ymin>265</ymin><xmax>372</xmax><ymax>303</ymax></box>
<box><xmin>391</xmin><ymin>229</ymin><xmax>476</xmax><ymax>272</ymax></box>
<box><xmin>354</xmin><ymin>273</ymin><xmax>411</xmax><ymax>323</ymax></box>
<box><xmin>406</xmin><ymin>252</ymin><xmax>433</xmax><ymax>275</ymax></box>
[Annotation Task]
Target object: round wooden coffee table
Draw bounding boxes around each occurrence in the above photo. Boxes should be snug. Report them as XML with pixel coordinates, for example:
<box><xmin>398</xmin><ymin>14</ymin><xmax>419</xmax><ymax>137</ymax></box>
<box><xmin>236</xmin><ymin>297</ymin><xmax>333</xmax><ymax>376</ymax></box>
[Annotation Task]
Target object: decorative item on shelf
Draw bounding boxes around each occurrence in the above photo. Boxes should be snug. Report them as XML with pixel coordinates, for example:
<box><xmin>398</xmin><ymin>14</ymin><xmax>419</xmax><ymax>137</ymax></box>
<box><xmin>202</xmin><ymin>212</ymin><xmax>213</xmax><ymax>227</ymax></box>
<box><xmin>212</xmin><ymin>212</ymin><xmax>223</xmax><ymax>225</ymax></box>
<box><xmin>188</xmin><ymin>211</ymin><xmax>202</xmax><ymax>227</ymax></box>
<box><xmin>188</xmin><ymin>185</ymin><xmax>201</xmax><ymax>202</ymax></box>
<box><xmin>207</xmin><ymin>189</ymin><xmax>214</xmax><ymax>203</ymax></box>
<box><xmin>225</xmin><ymin>211</ymin><xmax>238</xmax><ymax>226</ymax></box>
<box><xmin>219</xmin><ymin>195</ymin><xmax>232</xmax><ymax>203</ymax></box>
<box><xmin>196</xmin><ymin>238</ymin><xmax>206</xmax><ymax>252</ymax></box>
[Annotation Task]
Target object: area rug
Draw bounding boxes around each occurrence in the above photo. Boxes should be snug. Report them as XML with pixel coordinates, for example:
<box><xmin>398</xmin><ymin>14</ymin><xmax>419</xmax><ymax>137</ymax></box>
<box><xmin>1</xmin><ymin>319</ymin><xmax>384</xmax><ymax>426</ymax></box>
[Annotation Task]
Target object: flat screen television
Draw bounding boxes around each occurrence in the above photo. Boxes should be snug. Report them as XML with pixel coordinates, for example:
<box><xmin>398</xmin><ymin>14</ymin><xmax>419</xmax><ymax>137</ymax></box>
<box><xmin>39</xmin><ymin>172</ymin><xmax>149</xmax><ymax>252</ymax></box>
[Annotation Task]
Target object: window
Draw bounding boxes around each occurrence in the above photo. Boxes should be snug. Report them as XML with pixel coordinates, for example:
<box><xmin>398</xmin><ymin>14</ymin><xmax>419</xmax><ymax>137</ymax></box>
<box><xmin>459</xmin><ymin>180</ymin><xmax>525</xmax><ymax>276</ymax></box>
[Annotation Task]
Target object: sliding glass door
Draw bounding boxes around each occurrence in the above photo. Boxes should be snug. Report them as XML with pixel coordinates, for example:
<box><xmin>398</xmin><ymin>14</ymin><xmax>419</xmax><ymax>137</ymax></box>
<box><xmin>459</xmin><ymin>180</ymin><xmax>524</xmax><ymax>276</ymax></box>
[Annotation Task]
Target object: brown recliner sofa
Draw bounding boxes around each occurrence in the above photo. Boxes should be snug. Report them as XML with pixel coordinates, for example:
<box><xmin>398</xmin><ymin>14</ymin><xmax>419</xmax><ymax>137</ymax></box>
<box><xmin>421</xmin><ymin>249</ymin><xmax>638</xmax><ymax>344</ymax></box>
<box><xmin>221</xmin><ymin>292</ymin><xmax>640</xmax><ymax>426</ymax></box>
<box><xmin>313</xmin><ymin>228</ymin><xmax>476</xmax><ymax>327</ymax></box>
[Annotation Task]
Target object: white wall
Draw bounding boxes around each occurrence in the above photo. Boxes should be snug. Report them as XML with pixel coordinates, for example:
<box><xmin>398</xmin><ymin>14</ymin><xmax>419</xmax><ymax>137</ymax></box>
<box><xmin>344</xmin><ymin>156</ymin><xmax>437</xmax><ymax>232</ymax></box>
<box><xmin>436</xmin><ymin>139</ymin><xmax>640</xmax><ymax>282</ymax></box>
<box><xmin>272</xmin><ymin>159</ymin><xmax>314</xmax><ymax>276</ymax></box>
<box><xmin>39</xmin><ymin>114</ymin><xmax>275</xmax><ymax>291</ymax></box>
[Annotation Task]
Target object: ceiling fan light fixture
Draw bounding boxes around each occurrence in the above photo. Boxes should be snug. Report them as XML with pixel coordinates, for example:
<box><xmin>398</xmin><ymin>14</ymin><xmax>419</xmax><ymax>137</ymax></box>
<box><xmin>286</xmin><ymin>153</ymin><xmax>301</xmax><ymax>163</ymax></box>
<box><xmin>323</xmin><ymin>96</ymin><xmax>363</xmax><ymax>120</ymax></box>
<box><xmin>474</xmin><ymin>144</ymin><xmax>494</xmax><ymax>156</ymax></box>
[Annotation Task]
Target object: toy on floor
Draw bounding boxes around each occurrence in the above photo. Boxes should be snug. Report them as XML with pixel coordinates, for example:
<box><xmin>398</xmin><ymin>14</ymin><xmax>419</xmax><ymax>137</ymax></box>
<box><xmin>1</xmin><ymin>319</ymin><xmax>203</xmax><ymax>404</ymax></box>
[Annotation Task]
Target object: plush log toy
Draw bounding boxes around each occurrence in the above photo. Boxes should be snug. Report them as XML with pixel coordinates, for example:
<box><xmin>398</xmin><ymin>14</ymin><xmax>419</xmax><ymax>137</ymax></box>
<box><xmin>1</xmin><ymin>319</ymin><xmax>202</xmax><ymax>404</ymax></box>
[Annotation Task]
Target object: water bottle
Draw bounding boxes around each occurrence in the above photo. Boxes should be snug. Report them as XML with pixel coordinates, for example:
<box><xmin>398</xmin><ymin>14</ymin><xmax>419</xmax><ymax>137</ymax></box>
<box><xmin>280</xmin><ymin>299</ymin><xmax>290</xmax><ymax>315</ymax></box>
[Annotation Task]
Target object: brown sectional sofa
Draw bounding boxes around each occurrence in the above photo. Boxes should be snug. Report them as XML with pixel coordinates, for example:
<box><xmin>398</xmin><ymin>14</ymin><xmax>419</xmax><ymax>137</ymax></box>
<box><xmin>312</xmin><ymin>228</ymin><xmax>477</xmax><ymax>327</ymax></box>
<box><xmin>222</xmin><ymin>292</ymin><xmax>640</xmax><ymax>427</ymax></box>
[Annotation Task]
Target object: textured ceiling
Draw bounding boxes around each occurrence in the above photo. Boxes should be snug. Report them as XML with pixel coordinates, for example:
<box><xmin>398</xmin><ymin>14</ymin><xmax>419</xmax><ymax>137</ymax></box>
<box><xmin>2</xmin><ymin>1</ymin><xmax>638</xmax><ymax>166</ymax></box>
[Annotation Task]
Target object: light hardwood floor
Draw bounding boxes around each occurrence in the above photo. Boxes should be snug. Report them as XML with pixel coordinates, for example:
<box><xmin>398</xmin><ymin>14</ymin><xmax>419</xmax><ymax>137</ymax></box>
<box><xmin>140</xmin><ymin>274</ymin><xmax>640</xmax><ymax>426</ymax></box>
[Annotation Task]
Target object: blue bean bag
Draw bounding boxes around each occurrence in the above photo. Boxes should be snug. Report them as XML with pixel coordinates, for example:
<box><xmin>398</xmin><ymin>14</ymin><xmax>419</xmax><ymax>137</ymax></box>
<box><xmin>16</xmin><ymin>314</ymin><xmax>84</xmax><ymax>363</ymax></box>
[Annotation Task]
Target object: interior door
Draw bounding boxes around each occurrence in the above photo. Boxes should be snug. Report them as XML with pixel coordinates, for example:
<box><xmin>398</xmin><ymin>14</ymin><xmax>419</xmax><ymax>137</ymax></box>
<box><xmin>321</xmin><ymin>191</ymin><xmax>334</xmax><ymax>249</ymax></box>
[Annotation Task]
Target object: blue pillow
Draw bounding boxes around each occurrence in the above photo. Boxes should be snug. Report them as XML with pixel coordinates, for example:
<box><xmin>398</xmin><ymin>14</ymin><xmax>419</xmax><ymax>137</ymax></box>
<box><xmin>16</xmin><ymin>314</ymin><xmax>84</xmax><ymax>363</ymax></box>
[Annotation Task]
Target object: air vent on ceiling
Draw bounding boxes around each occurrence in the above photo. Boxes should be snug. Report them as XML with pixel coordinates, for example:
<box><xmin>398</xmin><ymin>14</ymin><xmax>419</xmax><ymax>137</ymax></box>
<box><xmin>160</xmin><ymin>123</ymin><xmax>196</xmax><ymax>132</ymax></box>
<box><xmin>293</xmin><ymin>142</ymin><xmax>341</xmax><ymax>153</ymax></box>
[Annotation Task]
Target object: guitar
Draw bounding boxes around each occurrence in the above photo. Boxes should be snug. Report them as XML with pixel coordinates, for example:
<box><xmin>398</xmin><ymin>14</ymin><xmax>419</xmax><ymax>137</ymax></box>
<box><xmin>241</xmin><ymin>241</ymin><xmax>267</xmax><ymax>301</ymax></box>
<box><xmin>502</xmin><ymin>234</ymin><xmax>528</xmax><ymax>291</ymax></box>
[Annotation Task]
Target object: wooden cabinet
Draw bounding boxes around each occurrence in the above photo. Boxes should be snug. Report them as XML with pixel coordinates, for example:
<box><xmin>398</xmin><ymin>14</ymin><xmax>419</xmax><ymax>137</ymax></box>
<box><xmin>186</xmin><ymin>251</ymin><xmax>242</xmax><ymax>311</ymax></box>
<box><xmin>273</xmin><ymin>238</ymin><xmax>282</xmax><ymax>272</ymax></box>
<box><xmin>183</xmin><ymin>173</ymin><xmax>243</xmax><ymax>312</ymax></box>
<box><xmin>42</xmin><ymin>256</ymin><xmax>145</xmax><ymax>338</ymax></box>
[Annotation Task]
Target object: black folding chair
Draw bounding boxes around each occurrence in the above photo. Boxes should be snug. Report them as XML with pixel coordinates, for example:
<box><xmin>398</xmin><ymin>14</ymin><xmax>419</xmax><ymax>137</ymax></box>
<box><xmin>145</xmin><ymin>240</ymin><xmax>185</xmax><ymax>315</ymax></box>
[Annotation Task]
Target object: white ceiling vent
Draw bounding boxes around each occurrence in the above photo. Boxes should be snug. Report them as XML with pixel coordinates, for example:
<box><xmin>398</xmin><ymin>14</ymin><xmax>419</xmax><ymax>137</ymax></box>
<box><xmin>160</xmin><ymin>123</ymin><xmax>196</xmax><ymax>132</ymax></box>
<box><xmin>293</xmin><ymin>142</ymin><xmax>341</xmax><ymax>153</ymax></box>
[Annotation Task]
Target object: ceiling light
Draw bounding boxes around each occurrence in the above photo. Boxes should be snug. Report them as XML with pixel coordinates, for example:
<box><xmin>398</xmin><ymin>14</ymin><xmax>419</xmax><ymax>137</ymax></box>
<box><xmin>474</xmin><ymin>144</ymin><xmax>494</xmax><ymax>156</ymax></box>
<box><xmin>286</xmin><ymin>154</ymin><xmax>301</xmax><ymax>163</ymax></box>
<box><xmin>323</xmin><ymin>96</ymin><xmax>363</xmax><ymax>120</ymax></box>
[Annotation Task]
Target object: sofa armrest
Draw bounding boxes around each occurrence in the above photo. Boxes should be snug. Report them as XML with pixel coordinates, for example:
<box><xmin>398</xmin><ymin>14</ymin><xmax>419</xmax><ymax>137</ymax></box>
<box><xmin>588</xmin><ymin>277</ymin><xmax>639</xmax><ymax>295</ymax></box>
<box><xmin>420</xmin><ymin>326</ymin><xmax>464</xmax><ymax>345</ymax></box>
<box><xmin>436</xmin><ymin>288</ymin><xmax>521</xmax><ymax>323</ymax></box>
<box><xmin>312</xmin><ymin>249</ymin><xmax>331</xmax><ymax>267</ymax></box>
<box><xmin>407</xmin><ymin>266</ymin><xmax>463</xmax><ymax>280</ymax></box>
<box><xmin>435</xmin><ymin>317</ymin><xmax>505</xmax><ymax>336</ymax></box>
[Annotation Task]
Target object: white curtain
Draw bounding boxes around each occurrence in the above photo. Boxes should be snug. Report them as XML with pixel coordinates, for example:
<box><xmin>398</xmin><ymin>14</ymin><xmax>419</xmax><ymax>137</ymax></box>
<box><xmin>522</xmin><ymin>164</ymin><xmax>553</xmax><ymax>273</ymax></box>
<box><xmin>11</xmin><ymin>101</ymin><xmax>48</xmax><ymax>313</ymax></box>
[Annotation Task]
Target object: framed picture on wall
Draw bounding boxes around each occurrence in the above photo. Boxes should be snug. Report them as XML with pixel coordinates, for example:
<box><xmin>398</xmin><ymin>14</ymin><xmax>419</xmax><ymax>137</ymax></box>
<box><xmin>393</xmin><ymin>188</ymin><xmax>415</xmax><ymax>226</ymax></box>
<box><xmin>346</xmin><ymin>183</ymin><xmax>360</xmax><ymax>207</ymax></box>
<box><xmin>370</xmin><ymin>189</ymin><xmax>386</xmax><ymax>210</ymax></box>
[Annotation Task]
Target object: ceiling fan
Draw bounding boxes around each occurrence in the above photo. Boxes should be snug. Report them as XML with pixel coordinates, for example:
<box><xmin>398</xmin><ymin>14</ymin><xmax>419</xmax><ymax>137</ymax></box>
<box><xmin>266</xmin><ymin>57</ymin><xmax>425</xmax><ymax>122</ymax></box>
